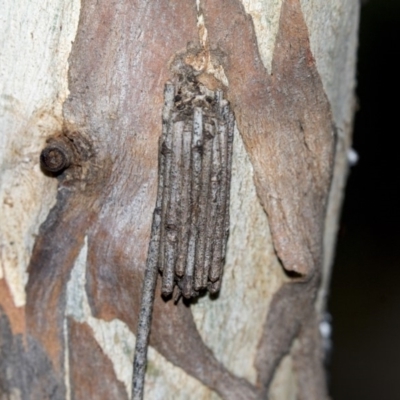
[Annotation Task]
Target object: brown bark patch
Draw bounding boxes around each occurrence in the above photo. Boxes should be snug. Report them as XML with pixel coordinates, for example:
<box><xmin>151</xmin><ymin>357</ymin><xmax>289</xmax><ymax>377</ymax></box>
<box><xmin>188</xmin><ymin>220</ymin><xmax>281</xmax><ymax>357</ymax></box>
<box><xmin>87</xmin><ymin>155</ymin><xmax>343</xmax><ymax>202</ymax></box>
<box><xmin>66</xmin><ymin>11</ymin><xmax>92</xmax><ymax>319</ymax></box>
<box><xmin>0</xmin><ymin>307</ymin><xmax>64</xmax><ymax>400</ymax></box>
<box><xmin>26</xmin><ymin>189</ymin><xmax>98</xmax><ymax>376</ymax></box>
<box><xmin>68</xmin><ymin>318</ymin><xmax>128</xmax><ymax>400</ymax></box>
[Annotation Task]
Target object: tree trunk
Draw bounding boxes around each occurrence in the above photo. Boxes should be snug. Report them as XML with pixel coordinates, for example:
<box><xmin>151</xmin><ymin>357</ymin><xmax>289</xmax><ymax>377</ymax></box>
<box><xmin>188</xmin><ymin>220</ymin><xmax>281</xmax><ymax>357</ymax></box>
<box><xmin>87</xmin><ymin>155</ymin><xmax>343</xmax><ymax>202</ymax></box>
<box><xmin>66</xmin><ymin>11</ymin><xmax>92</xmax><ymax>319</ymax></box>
<box><xmin>0</xmin><ymin>1</ymin><xmax>359</xmax><ymax>399</ymax></box>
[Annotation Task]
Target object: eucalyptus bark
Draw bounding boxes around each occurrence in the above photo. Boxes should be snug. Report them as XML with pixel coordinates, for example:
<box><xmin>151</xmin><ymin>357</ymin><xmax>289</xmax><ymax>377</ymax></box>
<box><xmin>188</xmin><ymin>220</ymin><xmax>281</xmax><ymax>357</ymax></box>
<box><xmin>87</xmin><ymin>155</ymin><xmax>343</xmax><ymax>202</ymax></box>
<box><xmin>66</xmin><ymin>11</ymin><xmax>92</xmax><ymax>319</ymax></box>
<box><xmin>0</xmin><ymin>1</ymin><xmax>359</xmax><ymax>400</ymax></box>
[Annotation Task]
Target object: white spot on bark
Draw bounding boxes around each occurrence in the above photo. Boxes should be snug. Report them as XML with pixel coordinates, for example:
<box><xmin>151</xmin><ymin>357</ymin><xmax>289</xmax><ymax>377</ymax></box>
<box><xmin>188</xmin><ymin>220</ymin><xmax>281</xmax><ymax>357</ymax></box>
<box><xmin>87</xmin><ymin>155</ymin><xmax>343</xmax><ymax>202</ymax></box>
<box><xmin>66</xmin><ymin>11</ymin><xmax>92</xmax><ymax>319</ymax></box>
<box><xmin>197</xmin><ymin>14</ymin><xmax>208</xmax><ymax>47</ymax></box>
<box><xmin>193</xmin><ymin>7</ymin><xmax>229</xmax><ymax>87</ymax></box>
<box><xmin>63</xmin><ymin>318</ymin><xmax>71</xmax><ymax>400</ymax></box>
<box><xmin>347</xmin><ymin>148</ymin><xmax>359</xmax><ymax>166</ymax></box>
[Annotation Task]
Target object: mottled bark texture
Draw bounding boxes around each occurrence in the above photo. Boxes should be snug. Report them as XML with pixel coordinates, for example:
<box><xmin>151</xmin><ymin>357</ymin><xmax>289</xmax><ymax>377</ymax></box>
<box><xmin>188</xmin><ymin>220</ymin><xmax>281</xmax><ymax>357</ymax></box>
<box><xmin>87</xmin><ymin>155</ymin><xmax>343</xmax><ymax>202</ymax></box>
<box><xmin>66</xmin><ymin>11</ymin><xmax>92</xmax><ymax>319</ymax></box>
<box><xmin>0</xmin><ymin>0</ymin><xmax>358</xmax><ymax>399</ymax></box>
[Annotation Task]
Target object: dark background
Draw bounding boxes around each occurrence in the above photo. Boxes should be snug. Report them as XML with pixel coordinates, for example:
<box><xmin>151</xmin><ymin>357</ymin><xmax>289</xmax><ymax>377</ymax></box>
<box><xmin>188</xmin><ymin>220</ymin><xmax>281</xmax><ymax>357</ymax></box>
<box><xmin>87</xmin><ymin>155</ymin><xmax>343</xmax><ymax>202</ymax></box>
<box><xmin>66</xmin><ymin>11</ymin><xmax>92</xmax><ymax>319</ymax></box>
<box><xmin>328</xmin><ymin>0</ymin><xmax>400</xmax><ymax>399</ymax></box>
